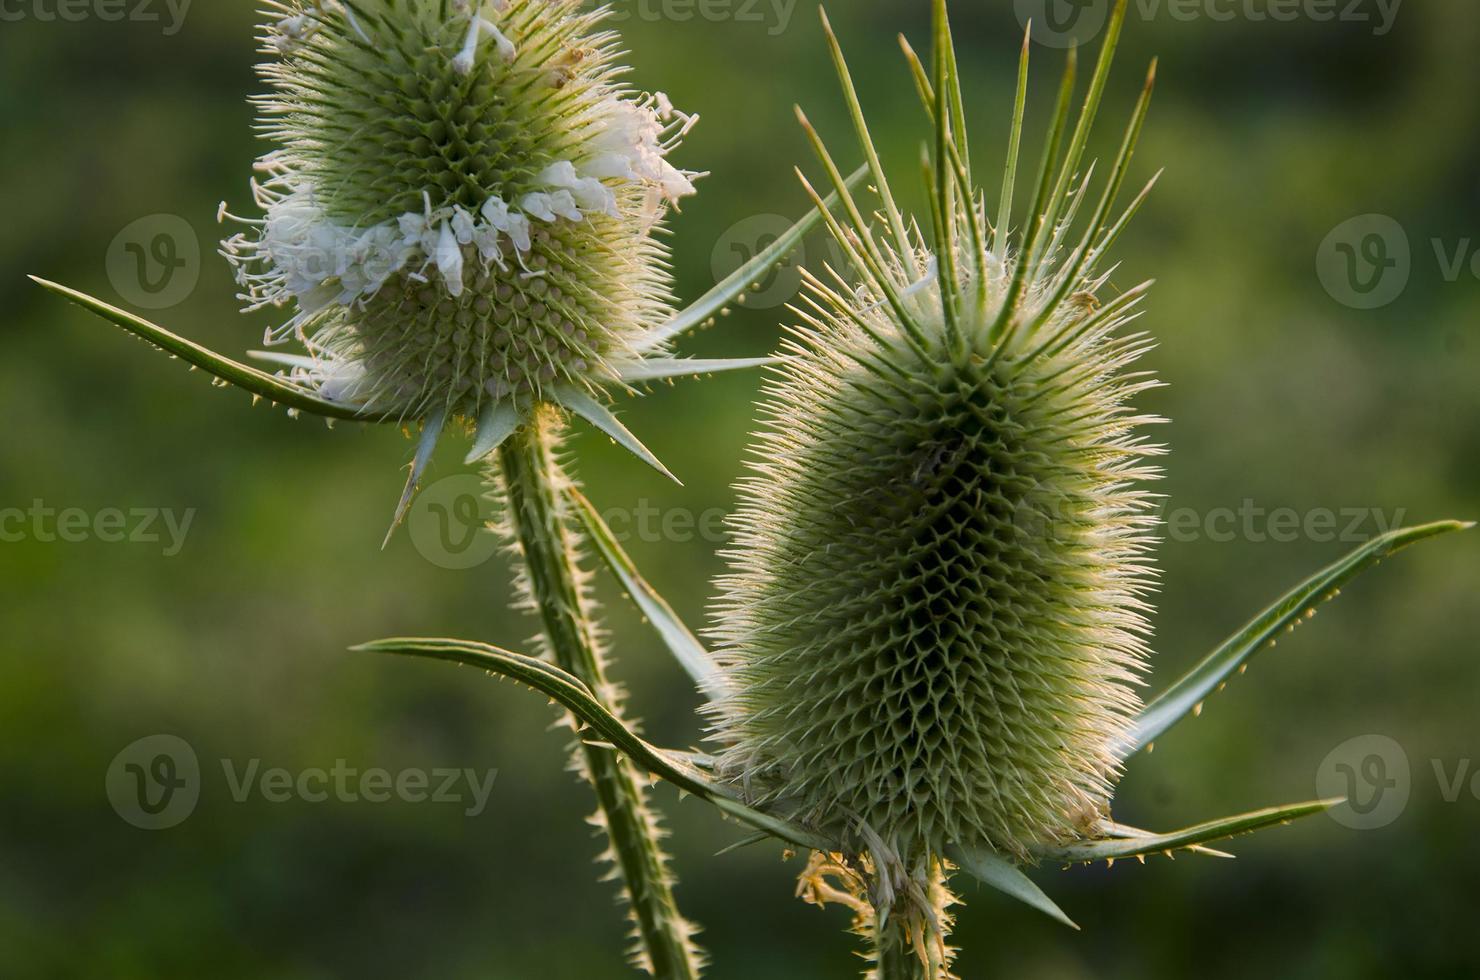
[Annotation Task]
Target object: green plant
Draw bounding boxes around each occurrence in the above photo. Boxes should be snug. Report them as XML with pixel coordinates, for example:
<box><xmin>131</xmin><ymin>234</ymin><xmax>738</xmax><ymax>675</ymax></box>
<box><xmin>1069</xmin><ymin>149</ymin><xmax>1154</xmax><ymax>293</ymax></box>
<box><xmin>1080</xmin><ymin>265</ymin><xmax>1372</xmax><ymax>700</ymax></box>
<box><xmin>34</xmin><ymin>1</ymin><xmax>849</xmax><ymax>974</ymax></box>
<box><xmin>33</xmin><ymin>1</ymin><xmax>1471</xmax><ymax>977</ymax></box>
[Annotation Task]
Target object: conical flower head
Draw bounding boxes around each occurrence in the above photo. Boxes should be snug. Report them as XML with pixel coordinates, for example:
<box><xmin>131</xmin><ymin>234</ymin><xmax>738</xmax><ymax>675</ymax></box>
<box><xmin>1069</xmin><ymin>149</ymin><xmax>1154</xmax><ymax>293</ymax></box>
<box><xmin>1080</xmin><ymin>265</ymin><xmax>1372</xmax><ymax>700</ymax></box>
<box><xmin>224</xmin><ymin>0</ymin><xmax>700</xmax><ymax>419</ymax></box>
<box><xmin>708</xmin><ymin>9</ymin><xmax>1163</xmax><ymax>863</ymax></box>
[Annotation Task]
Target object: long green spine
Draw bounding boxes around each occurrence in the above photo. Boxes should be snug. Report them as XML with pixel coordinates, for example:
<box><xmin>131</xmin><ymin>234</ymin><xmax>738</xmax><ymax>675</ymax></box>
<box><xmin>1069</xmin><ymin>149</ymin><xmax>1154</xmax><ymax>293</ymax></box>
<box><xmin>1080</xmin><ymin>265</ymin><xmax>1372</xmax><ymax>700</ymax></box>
<box><xmin>494</xmin><ymin>409</ymin><xmax>701</xmax><ymax>978</ymax></box>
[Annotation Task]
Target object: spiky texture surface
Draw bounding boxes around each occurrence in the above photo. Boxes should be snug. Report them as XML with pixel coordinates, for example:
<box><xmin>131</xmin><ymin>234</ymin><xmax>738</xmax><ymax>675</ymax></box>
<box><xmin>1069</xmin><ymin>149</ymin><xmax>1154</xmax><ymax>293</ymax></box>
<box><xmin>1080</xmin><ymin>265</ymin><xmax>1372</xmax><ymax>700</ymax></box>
<box><xmin>490</xmin><ymin>408</ymin><xmax>703</xmax><ymax>976</ymax></box>
<box><xmin>707</xmin><ymin>9</ymin><xmax>1162</xmax><ymax>865</ymax></box>
<box><xmin>226</xmin><ymin>0</ymin><xmax>695</xmax><ymax>419</ymax></box>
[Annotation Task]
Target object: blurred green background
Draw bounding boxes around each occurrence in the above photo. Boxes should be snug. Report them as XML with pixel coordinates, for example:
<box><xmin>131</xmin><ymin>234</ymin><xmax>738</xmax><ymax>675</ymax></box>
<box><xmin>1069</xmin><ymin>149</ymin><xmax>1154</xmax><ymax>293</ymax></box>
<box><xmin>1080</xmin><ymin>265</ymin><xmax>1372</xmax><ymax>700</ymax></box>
<box><xmin>2</xmin><ymin>1</ymin><xmax>1477</xmax><ymax>977</ymax></box>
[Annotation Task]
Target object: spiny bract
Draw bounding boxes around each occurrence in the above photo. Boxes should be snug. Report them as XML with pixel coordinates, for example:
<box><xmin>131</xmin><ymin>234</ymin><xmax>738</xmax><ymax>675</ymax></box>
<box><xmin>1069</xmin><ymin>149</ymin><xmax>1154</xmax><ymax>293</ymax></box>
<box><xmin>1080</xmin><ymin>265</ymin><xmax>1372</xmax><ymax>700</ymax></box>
<box><xmin>223</xmin><ymin>0</ymin><xmax>699</xmax><ymax>421</ymax></box>
<box><xmin>708</xmin><ymin>13</ymin><xmax>1163</xmax><ymax>866</ymax></box>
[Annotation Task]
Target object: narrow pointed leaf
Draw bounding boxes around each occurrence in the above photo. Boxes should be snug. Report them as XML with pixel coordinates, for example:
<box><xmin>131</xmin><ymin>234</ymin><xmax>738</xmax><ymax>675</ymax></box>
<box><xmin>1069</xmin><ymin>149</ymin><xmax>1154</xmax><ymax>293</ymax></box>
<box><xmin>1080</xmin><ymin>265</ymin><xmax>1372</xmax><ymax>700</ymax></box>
<box><xmin>1036</xmin><ymin>799</ymin><xmax>1343</xmax><ymax>864</ymax></box>
<box><xmin>1043</xmin><ymin>0</ymin><xmax>1129</xmax><ymax>240</ymax></box>
<box><xmin>384</xmin><ymin>407</ymin><xmax>447</xmax><ymax>547</ymax></box>
<box><xmin>714</xmin><ymin>832</ymin><xmax>771</xmax><ymax>857</ymax></box>
<box><xmin>947</xmin><ymin>845</ymin><xmax>1079</xmax><ymax>930</ymax></box>
<box><xmin>795</xmin><ymin>109</ymin><xmax>931</xmax><ymax>354</ymax></box>
<box><xmin>994</xmin><ymin>25</ymin><xmax>1032</xmax><ymax>259</ymax></box>
<box><xmin>1101</xmin><ymin>821</ymin><xmax>1233</xmax><ymax>859</ymax></box>
<box><xmin>30</xmin><ymin>277</ymin><xmax>400</xmax><ymax>423</ymax></box>
<box><xmin>989</xmin><ymin>44</ymin><xmax>1076</xmax><ymax>346</ymax></box>
<box><xmin>357</xmin><ymin>637</ymin><xmax>713</xmax><ymax>790</ymax></box>
<box><xmin>820</xmin><ymin>9</ymin><xmax>915</xmax><ymax>274</ymax></box>
<box><xmin>354</xmin><ymin>637</ymin><xmax>834</xmax><ymax>851</ymax></box>
<box><xmin>636</xmin><ymin>165</ymin><xmax>868</xmax><ymax>352</ymax></box>
<box><xmin>568</xmin><ymin>487</ymin><xmax>727</xmax><ymax>699</ymax></box>
<box><xmin>464</xmin><ymin>400</ymin><xmax>521</xmax><ymax>464</ymax></box>
<box><xmin>1122</xmin><ymin>521</ymin><xmax>1473</xmax><ymax>758</ymax></box>
<box><xmin>556</xmin><ymin>387</ymin><xmax>681</xmax><ymax>485</ymax></box>
<box><xmin>614</xmin><ymin>357</ymin><xmax>775</xmax><ymax>383</ymax></box>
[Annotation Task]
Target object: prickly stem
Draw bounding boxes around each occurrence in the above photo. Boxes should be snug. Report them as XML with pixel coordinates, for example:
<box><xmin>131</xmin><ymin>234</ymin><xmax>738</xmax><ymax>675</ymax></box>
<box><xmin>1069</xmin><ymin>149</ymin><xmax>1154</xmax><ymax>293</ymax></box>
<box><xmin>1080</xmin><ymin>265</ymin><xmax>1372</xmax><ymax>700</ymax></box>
<box><xmin>493</xmin><ymin>407</ymin><xmax>702</xmax><ymax>979</ymax></box>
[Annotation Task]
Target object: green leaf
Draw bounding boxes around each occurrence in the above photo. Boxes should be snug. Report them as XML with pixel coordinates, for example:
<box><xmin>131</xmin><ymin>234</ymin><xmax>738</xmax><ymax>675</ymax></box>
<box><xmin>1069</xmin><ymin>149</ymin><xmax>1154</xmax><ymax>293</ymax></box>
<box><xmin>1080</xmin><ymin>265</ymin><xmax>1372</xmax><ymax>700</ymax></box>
<box><xmin>384</xmin><ymin>407</ymin><xmax>447</xmax><ymax>548</ymax></box>
<box><xmin>555</xmin><ymin>387</ymin><xmax>681</xmax><ymax>486</ymax></box>
<box><xmin>1100</xmin><ymin>821</ymin><xmax>1233</xmax><ymax>859</ymax></box>
<box><xmin>464</xmin><ymin>400</ymin><xmax>521</xmax><ymax>464</ymax></box>
<box><xmin>567</xmin><ymin>487</ymin><xmax>727</xmax><ymax>699</ymax></box>
<box><xmin>614</xmin><ymin>357</ymin><xmax>775</xmax><ymax>383</ymax></box>
<box><xmin>1122</xmin><ymin>521</ymin><xmax>1473</xmax><ymax>759</ymax></box>
<box><xmin>819</xmin><ymin>9</ymin><xmax>915</xmax><ymax>276</ymax></box>
<box><xmin>1035</xmin><ymin>799</ymin><xmax>1342</xmax><ymax>865</ymax></box>
<box><xmin>29</xmin><ymin>276</ymin><xmax>402</xmax><ymax>423</ymax></box>
<box><xmin>947</xmin><ymin>845</ymin><xmax>1079</xmax><ymax>930</ymax></box>
<box><xmin>636</xmin><ymin>165</ymin><xmax>868</xmax><ymax>353</ymax></box>
<box><xmin>354</xmin><ymin>637</ymin><xmax>835</xmax><ymax>852</ymax></box>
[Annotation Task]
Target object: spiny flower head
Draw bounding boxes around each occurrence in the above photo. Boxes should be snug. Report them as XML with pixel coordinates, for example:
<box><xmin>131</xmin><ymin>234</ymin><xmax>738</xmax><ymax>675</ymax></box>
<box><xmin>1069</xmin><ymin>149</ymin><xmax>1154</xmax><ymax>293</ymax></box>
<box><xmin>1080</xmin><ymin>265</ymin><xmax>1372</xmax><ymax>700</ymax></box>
<box><xmin>222</xmin><ymin>0</ymin><xmax>701</xmax><ymax>426</ymax></box>
<box><xmin>707</xmin><ymin>5</ymin><xmax>1164</xmax><ymax>869</ymax></box>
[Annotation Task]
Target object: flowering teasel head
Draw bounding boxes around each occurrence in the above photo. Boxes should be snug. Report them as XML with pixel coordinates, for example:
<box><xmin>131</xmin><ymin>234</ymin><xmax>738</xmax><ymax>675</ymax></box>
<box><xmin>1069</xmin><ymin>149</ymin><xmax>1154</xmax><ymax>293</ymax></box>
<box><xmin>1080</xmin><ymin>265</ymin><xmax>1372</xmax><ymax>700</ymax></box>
<box><xmin>223</xmin><ymin>0</ymin><xmax>701</xmax><ymax>421</ymax></box>
<box><xmin>37</xmin><ymin>0</ymin><xmax>836</xmax><ymax>532</ymax></box>
<box><xmin>706</xmin><ymin>3</ymin><xmax>1166</xmax><ymax>879</ymax></box>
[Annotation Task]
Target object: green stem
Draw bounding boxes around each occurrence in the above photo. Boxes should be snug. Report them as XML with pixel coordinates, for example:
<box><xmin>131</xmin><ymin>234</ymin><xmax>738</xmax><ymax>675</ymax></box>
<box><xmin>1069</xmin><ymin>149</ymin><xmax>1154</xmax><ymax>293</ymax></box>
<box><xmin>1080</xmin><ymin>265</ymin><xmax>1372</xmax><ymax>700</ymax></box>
<box><xmin>494</xmin><ymin>408</ymin><xmax>702</xmax><ymax>979</ymax></box>
<box><xmin>867</xmin><ymin>858</ymin><xmax>958</xmax><ymax>980</ymax></box>
<box><xmin>875</xmin><ymin>922</ymin><xmax>928</xmax><ymax>980</ymax></box>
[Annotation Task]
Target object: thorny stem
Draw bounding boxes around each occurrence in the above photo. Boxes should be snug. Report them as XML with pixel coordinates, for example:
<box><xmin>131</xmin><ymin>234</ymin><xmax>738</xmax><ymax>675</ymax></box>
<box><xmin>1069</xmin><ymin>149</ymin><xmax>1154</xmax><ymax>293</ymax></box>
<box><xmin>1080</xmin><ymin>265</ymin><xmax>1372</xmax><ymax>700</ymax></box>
<box><xmin>876</xmin><ymin>926</ymin><xmax>929</xmax><ymax>980</ymax></box>
<box><xmin>868</xmin><ymin>858</ymin><xmax>958</xmax><ymax>980</ymax></box>
<box><xmin>494</xmin><ymin>407</ymin><xmax>702</xmax><ymax>979</ymax></box>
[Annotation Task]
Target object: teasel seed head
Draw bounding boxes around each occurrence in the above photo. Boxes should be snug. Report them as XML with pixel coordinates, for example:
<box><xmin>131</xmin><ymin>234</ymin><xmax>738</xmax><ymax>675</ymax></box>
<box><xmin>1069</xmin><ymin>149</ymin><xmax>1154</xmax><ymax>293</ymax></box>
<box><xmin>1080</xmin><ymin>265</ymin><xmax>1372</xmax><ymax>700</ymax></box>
<box><xmin>707</xmin><ymin>3</ymin><xmax>1164</xmax><ymax>872</ymax></box>
<box><xmin>222</xmin><ymin>0</ymin><xmax>701</xmax><ymax>424</ymax></box>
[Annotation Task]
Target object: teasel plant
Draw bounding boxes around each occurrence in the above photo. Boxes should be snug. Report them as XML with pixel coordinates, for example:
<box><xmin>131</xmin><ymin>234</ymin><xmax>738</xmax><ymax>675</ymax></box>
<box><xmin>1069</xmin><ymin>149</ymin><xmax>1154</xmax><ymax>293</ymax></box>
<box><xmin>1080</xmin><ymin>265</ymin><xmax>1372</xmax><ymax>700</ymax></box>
<box><xmin>352</xmin><ymin>1</ymin><xmax>1471</xmax><ymax>977</ymax></box>
<box><xmin>31</xmin><ymin>1</ymin><xmax>863</xmax><ymax>975</ymax></box>
<box><xmin>33</xmin><ymin>1</ymin><xmax>1472</xmax><ymax>978</ymax></box>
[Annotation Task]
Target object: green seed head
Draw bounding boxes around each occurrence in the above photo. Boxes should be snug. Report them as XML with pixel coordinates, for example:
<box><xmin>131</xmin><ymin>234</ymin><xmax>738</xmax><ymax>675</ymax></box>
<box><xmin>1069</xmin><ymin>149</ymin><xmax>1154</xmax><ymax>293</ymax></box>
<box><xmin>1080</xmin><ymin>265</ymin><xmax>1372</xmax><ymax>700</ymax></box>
<box><xmin>223</xmin><ymin>0</ymin><xmax>698</xmax><ymax>419</ymax></box>
<box><xmin>707</xmin><ymin>18</ymin><xmax>1162</xmax><ymax>864</ymax></box>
